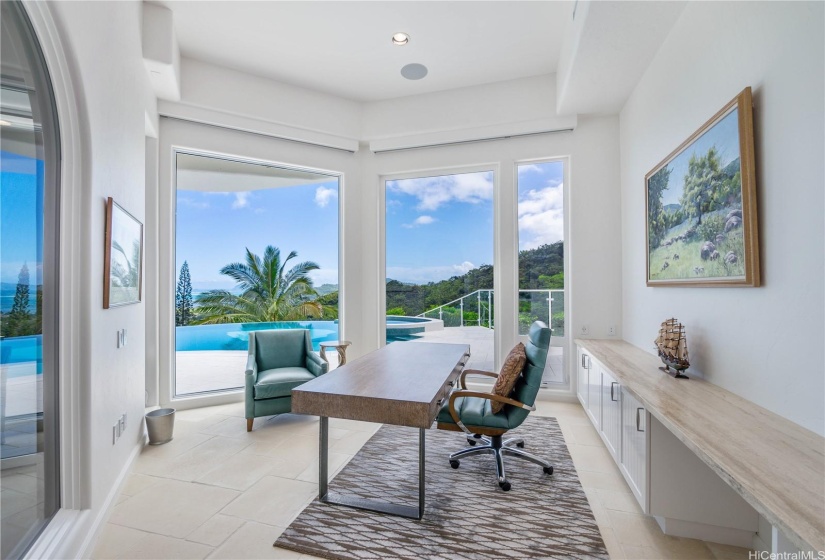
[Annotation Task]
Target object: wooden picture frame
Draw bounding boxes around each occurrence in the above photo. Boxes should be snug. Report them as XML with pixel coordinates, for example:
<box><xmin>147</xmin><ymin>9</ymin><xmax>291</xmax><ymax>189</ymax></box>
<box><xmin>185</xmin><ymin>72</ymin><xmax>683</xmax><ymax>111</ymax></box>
<box><xmin>104</xmin><ymin>197</ymin><xmax>143</xmax><ymax>308</ymax></box>
<box><xmin>645</xmin><ymin>87</ymin><xmax>759</xmax><ymax>287</ymax></box>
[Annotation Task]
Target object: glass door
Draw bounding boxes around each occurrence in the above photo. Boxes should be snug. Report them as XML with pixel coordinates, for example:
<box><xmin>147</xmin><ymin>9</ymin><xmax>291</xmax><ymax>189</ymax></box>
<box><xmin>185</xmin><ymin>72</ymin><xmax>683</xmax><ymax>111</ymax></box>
<box><xmin>1</xmin><ymin>1</ymin><xmax>61</xmax><ymax>557</ymax></box>
<box><xmin>384</xmin><ymin>170</ymin><xmax>495</xmax><ymax>373</ymax></box>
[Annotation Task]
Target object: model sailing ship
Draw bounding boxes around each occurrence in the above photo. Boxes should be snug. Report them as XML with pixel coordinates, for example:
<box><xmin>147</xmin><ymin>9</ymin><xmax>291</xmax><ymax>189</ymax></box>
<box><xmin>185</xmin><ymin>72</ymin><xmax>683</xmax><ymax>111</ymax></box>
<box><xmin>654</xmin><ymin>318</ymin><xmax>690</xmax><ymax>379</ymax></box>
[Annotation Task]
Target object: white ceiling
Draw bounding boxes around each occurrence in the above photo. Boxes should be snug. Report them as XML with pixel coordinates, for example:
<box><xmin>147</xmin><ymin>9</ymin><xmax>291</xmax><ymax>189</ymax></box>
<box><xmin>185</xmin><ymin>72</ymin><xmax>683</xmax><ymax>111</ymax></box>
<box><xmin>156</xmin><ymin>1</ymin><xmax>572</xmax><ymax>102</ymax></box>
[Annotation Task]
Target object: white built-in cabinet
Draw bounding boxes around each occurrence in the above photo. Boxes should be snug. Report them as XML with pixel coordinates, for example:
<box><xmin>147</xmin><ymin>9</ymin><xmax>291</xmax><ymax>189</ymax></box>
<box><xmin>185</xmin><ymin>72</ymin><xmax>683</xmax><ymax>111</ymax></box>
<box><xmin>576</xmin><ymin>343</ymin><xmax>761</xmax><ymax>548</ymax></box>
<box><xmin>577</xmin><ymin>345</ymin><xmax>649</xmax><ymax>511</ymax></box>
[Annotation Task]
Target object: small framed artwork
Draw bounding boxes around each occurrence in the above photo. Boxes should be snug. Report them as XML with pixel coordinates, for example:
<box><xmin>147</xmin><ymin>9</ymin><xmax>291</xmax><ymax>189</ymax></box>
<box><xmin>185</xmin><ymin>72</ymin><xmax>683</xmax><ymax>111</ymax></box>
<box><xmin>646</xmin><ymin>87</ymin><xmax>760</xmax><ymax>287</ymax></box>
<box><xmin>104</xmin><ymin>197</ymin><xmax>144</xmax><ymax>308</ymax></box>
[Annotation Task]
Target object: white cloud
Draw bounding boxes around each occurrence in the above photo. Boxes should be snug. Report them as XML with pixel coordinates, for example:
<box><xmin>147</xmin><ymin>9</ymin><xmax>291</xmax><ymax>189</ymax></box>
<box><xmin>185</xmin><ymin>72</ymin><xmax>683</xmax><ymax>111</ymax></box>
<box><xmin>231</xmin><ymin>192</ymin><xmax>250</xmax><ymax>209</ymax></box>
<box><xmin>388</xmin><ymin>172</ymin><xmax>493</xmax><ymax>211</ymax></box>
<box><xmin>309</xmin><ymin>268</ymin><xmax>339</xmax><ymax>286</ymax></box>
<box><xmin>517</xmin><ymin>164</ymin><xmax>542</xmax><ymax>175</ymax></box>
<box><xmin>518</xmin><ymin>184</ymin><xmax>564</xmax><ymax>250</ymax></box>
<box><xmin>402</xmin><ymin>215</ymin><xmax>436</xmax><ymax>228</ymax></box>
<box><xmin>314</xmin><ymin>186</ymin><xmax>338</xmax><ymax>208</ymax></box>
<box><xmin>178</xmin><ymin>197</ymin><xmax>210</xmax><ymax>210</ymax></box>
<box><xmin>387</xmin><ymin>261</ymin><xmax>476</xmax><ymax>284</ymax></box>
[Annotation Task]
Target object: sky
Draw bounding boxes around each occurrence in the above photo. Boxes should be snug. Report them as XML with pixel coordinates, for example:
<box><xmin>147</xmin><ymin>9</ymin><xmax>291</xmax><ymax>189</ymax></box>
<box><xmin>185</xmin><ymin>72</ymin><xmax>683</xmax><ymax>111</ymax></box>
<box><xmin>1</xmin><ymin>151</ymin><xmax>43</xmax><ymax>287</ymax></box>
<box><xmin>386</xmin><ymin>161</ymin><xmax>564</xmax><ymax>284</ymax></box>
<box><xmin>176</xmin><ymin>179</ymin><xmax>340</xmax><ymax>291</ymax></box>
<box><xmin>659</xmin><ymin>108</ymin><xmax>740</xmax><ymax>207</ymax></box>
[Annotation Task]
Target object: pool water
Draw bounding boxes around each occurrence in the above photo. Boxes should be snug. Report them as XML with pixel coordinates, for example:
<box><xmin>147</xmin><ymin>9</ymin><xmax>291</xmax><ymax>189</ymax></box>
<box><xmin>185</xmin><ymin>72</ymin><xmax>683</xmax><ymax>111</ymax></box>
<box><xmin>175</xmin><ymin>320</ymin><xmax>423</xmax><ymax>352</ymax></box>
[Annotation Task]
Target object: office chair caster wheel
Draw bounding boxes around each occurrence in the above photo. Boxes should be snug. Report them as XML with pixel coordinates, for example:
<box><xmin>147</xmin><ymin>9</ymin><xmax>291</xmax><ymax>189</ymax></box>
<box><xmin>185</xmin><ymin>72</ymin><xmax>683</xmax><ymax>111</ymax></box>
<box><xmin>467</xmin><ymin>438</ymin><xmax>476</xmax><ymax>446</ymax></box>
<box><xmin>499</xmin><ymin>480</ymin><xmax>511</xmax><ymax>491</ymax></box>
<box><xmin>516</xmin><ymin>441</ymin><xmax>525</xmax><ymax>448</ymax></box>
<box><xmin>543</xmin><ymin>466</ymin><xmax>554</xmax><ymax>475</ymax></box>
<box><xmin>450</xmin><ymin>459</ymin><xmax>460</xmax><ymax>469</ymax></box>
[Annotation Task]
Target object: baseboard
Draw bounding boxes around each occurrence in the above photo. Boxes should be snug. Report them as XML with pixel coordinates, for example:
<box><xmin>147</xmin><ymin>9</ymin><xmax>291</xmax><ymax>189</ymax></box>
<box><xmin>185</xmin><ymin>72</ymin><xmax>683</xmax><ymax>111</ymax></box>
<box><xmin>24</xmin><ymin>438</ymin><xmax>144</xmax><ymax>559</ymax></box>
<box><xmin>77</xmin><ymin>437</ymin><xmax>144</xmax><ymax>557</ymax></box>
<box><xmin>654</xmin><ymin>516</ymin><xmax>756</xmax><ymax>548</ymax></box>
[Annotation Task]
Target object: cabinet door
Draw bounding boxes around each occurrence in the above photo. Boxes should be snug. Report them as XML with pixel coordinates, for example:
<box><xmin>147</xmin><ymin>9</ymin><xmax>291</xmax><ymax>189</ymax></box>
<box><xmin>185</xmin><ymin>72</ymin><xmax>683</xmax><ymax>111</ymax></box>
<box><xmin>600</xmin><ymin>368</ymin><xmax>621</xmax><ymax>460</ymax></box>
<box><xmin>576</xmin><ymin>347</ymin><xmax>589</xmax><ymax>409</ymax></box>
<box><xmin>620</xmin><ymin>388</ymin><xmax>647</xmax><ymax>508</ymax></box>
<box><xmin>586</xmin><ymin>358</ymin><xmax>601</xmax><ymax>429</ymax></box>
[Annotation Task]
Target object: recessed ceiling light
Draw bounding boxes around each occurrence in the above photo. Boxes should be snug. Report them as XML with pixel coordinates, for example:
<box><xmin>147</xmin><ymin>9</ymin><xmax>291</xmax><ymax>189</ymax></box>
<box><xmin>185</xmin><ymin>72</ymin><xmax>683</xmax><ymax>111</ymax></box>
<box><xmin>392</xmin><ymin>32</ymin><xmax>410</xmax><ymax>46</ymax></box>
<box><xmin>0</xmin><ymin>120</ymin><xmax>10</xmax><ymax>126</ymax></box>
<box><xmin>401</xmin><ymin>63</ymin><xmax>428</xmax><ymax>80</ymax></box>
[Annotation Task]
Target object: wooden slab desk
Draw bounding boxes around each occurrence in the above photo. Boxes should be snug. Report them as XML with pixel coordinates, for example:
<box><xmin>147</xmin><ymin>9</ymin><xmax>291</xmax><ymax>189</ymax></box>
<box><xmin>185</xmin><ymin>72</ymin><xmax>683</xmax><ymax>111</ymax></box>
<box><xmin>291</xmin><ymin>342</ymin><xmax>470</xmax><ymax>519</ymax></box>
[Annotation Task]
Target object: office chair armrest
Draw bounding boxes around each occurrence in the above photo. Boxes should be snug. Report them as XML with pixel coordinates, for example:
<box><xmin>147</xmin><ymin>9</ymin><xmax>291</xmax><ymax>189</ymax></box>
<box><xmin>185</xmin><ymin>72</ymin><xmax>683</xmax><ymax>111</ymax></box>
<box><xmin>447</xmin><ymin>389</ymin><xmax>536</xmax><ymax>434</ymax></box>
<box><xmin>458</xmin><ymin>369</ymin><xmax>498</xmax><ymax>389</ymax></box>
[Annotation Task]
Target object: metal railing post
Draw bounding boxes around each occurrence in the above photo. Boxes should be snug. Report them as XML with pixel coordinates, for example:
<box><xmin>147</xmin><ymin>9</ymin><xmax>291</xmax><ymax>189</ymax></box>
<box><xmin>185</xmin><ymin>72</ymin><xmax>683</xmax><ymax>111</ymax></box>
<box><xmin>487</xmin><ymin>290</ymin><xmax>492</xmax><ymax>328</ymax></box>
<box><xmin>459</xmin><ymin>299</ymin><xmax>464</xmax><ymax>327</ymax></box>
<box><xmin>547</xmin><ymin>290</ymin><xmax>552</xmax><ymax>326</ymax></box>
<box><xmin>477</xmin><ymin>293</ymin><xmax>481</xmax><ymax>326</ymax></box>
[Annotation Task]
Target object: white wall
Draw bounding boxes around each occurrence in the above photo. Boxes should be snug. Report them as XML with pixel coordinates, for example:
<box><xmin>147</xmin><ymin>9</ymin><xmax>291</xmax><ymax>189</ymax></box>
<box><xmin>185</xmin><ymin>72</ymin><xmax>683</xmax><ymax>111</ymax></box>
<box><xmin>620</xmin><ymin>1</ymin><xmax>825</xmax><ymax>435</ymax></box>
<box><xmin>39</xmin><ymin>0</ymin><xmax>153</xmax><ymax>555</ymax></box>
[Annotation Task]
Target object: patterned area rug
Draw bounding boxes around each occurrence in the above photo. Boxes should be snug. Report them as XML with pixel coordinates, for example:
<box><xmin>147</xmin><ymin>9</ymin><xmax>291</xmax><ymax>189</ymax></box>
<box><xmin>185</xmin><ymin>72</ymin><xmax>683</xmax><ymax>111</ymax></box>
<box><xmin>275</xmin><ymin>416</ymin><xmax>607</xmax><ymax>560</ymax></box>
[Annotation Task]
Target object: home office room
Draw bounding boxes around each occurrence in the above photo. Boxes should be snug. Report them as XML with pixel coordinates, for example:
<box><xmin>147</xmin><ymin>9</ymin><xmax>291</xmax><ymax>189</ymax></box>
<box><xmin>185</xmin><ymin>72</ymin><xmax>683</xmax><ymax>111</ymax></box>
<box><xmin>0</xmin><ymin>1</ymin><xmax>822</xmax><ymax>559</ymax></box>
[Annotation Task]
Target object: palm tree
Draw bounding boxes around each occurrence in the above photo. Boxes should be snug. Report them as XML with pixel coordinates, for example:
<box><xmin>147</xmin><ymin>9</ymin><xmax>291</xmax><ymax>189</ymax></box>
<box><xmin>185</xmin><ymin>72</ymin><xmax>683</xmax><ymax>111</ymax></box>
<box><xmin>193</xmin><ymin>245</ymin><xmax>325</xmax><ymax>324</ymax></box>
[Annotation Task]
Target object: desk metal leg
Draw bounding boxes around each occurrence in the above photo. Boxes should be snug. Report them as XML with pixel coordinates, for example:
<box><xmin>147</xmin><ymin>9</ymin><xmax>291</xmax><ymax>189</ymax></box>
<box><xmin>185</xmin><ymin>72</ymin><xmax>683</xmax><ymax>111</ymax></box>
<box><xmin>318</xmin><ymin>418</ymin><xmax>425</xmax><ymax>520</ymax></box>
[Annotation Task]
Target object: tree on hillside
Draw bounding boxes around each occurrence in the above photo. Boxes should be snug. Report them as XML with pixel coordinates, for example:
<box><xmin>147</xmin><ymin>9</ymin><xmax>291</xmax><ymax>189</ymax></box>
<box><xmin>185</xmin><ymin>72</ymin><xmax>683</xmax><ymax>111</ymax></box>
<box><xmin>193</xmin><ymin>246</ymin><xmax>324</xmax><ymax>324</ymax></box>
<box><xmin>175</xmin><ymin>261</ymin><xmax>194</xmax><ymax>326</ymax></box>
<box><xmin>647</xmin><ymin>166</ymin><xmax>671</xmax><ymax>251</ymax></box>
<box><xmin>680</xmin><ymin>147</ymin><xmax>724</xmax><ymax>225</ymax></box>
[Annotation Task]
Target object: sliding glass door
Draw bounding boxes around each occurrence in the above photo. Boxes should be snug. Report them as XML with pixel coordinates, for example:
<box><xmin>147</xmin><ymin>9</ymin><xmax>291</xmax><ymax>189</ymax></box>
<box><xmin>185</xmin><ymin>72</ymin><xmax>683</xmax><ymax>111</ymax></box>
<box><xmin>0</xmin><ymin>1</ymin><xmax>60</xmax><ymax>557</ymax></box>
<box><xmin>385</xmin><ymin>170</ymin><xmax>495</xmax><ymax>373</ymax></box>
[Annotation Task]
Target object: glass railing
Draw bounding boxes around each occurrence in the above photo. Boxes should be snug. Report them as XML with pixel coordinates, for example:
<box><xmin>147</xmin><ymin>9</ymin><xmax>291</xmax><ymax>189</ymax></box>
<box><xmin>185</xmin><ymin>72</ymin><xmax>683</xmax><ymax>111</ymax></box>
<box><xmin>417</xmin><ymin>289</ymin><xmax>564</xmax><ymax>336</ymax></box>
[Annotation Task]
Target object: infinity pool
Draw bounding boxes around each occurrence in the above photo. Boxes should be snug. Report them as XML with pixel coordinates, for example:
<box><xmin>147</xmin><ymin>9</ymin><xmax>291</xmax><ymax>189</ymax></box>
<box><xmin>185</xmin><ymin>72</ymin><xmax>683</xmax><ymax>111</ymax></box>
<box><xmin>175</xmin><ymin>316</ymin><xmax>436</xmax><ymax>352</ymax></box>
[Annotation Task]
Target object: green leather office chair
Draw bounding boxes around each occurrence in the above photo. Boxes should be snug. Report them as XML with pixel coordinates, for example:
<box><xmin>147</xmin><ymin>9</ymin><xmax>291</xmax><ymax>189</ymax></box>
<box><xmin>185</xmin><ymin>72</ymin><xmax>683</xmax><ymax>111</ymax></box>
<box><xmin>436</xmin><ymin>321</ymin><xmax>554</xmax><ymax>490</ymax></box>
<box><xmin>245</xmin><ymin>329</ymin><xmax>327</xmax><ymax>431</ymax></box>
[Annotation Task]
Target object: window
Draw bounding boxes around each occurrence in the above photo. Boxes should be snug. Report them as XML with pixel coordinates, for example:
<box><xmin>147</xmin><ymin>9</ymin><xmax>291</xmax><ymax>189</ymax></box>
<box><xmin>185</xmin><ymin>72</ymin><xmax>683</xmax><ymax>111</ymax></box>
<box><xmin>385</xmin><ymin>170</ymin><xmax>495</xmax><ymax>372</ymax></box>
<box><xmin>0</xmin><ymin>1</ymin><xmax>61</xmax><ymax>557</ymax></box>
<box><xmin>174</xmin><ymin>152</ymin><xmax>340</xmax><ymax>396</ymax></box>
<box><xmin>517</xmin><ymin>160</ymin><xmax>566</xmax><ymax>385</ymax></box>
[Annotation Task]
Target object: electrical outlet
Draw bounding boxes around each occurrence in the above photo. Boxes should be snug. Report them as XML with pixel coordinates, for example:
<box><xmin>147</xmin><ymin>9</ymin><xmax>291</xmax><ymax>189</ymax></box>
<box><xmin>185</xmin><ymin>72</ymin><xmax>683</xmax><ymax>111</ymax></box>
<box><xmin>580</xmin><ymin>325</ymin><xmax>589</xmax><ymax>336</ymax></box>
<box><xmin>608</xmin><ymin>326</ymin><xmax>617</xmax><ymax>336</ymax></box>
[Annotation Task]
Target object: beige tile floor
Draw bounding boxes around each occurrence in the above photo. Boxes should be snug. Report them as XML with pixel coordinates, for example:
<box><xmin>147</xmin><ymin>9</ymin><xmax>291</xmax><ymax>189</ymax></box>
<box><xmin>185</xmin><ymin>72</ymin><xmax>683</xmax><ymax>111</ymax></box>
<box><xmin>92</xmin><ymin>400</ymin><xmax>752</xmax><ymax>560</ymax></box>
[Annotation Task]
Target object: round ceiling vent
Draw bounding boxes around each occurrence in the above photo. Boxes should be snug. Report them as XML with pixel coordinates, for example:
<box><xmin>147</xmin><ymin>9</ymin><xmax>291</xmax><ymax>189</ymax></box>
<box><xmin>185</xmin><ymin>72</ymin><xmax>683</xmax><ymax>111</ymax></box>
<box><xmin>401</xmin><ymin>63</ymin><xmax>428</xmax><ymax>80</ymax></box>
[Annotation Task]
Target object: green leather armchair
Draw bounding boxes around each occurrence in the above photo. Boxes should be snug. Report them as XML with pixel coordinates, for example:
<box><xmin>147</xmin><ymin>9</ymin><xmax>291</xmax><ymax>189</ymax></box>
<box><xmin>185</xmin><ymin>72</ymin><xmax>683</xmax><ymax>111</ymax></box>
<box><xmin>436</xmin><ymin>321</ymin><xmax>554</xmax><ymax>490</ymax></box>
<box><xmin>245</xmin><ymin>329</ymin><xmax>327</xmax><ymax>431</ymax></box>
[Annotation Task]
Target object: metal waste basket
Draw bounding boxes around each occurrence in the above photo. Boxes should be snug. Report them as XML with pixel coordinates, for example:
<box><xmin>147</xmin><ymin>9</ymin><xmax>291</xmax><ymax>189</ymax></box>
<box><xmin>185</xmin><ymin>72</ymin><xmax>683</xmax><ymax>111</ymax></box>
<box><xmin>145</xmin><ymin>408</ymin><xmax>175</xmax><ymax>445</ymax></box>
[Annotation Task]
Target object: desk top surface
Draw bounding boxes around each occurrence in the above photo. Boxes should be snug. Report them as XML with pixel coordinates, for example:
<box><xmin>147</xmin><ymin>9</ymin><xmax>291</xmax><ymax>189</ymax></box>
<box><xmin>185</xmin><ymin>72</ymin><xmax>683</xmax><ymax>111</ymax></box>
<box><xmin>292</xmin><ymin>342</ymin><xmax>470</xmax><ymax>427</ymax></box>
<box><xmin>576</xmin><ymin>338</ymin><xmax>825</xmax><ymax>553</ymax></box>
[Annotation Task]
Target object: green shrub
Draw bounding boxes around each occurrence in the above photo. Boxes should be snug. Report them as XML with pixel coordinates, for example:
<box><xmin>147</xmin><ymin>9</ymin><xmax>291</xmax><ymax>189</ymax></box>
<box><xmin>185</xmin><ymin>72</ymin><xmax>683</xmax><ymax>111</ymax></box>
<box><xmin>386</xmin><ymin>306</ymin><xmax>405</xmax><ymax>316</ymax></box>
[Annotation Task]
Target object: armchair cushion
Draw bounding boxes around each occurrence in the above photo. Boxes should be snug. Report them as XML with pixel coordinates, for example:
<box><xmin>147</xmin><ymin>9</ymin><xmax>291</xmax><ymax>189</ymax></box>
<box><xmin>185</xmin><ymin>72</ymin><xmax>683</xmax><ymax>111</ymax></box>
<box><xmin>490</xmin><ymin>343</ymin><xmax>526</xmax><ymax>413</ymax></box>
<box><xmin>254</xmin><ymin>367</ymin><xmax>315</xmax><ymax>400</ymax></box>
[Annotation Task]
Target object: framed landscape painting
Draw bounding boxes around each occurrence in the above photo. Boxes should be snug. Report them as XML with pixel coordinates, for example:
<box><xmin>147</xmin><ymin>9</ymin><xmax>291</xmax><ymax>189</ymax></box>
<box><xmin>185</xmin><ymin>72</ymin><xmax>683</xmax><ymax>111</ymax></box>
<box><xmin>104</xmin><ymin>197</ymin><xmax>144</xmax><ymax>308</ymax></box>
<box><xmin>646</xmin><ymin>87</ymin><xmax>760</xmax><ymax>287</ymax></box>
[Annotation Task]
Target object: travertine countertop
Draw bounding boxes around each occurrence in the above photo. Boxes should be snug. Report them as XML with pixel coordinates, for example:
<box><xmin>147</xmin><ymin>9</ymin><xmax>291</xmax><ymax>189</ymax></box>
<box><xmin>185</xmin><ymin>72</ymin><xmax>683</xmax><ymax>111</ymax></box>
<box><xmin>576</xmin><ymin>338</ymin><xmax>825</xmax><ymax>553</ymax></box>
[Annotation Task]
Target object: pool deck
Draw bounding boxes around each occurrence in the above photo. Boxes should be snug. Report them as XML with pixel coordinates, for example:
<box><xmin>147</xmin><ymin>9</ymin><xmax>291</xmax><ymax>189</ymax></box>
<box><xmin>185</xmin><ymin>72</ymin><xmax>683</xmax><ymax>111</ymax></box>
<box><xmin>0</xmin><ymin>328</ymin><xmax>564</xmax><ymax>419</ymax></box>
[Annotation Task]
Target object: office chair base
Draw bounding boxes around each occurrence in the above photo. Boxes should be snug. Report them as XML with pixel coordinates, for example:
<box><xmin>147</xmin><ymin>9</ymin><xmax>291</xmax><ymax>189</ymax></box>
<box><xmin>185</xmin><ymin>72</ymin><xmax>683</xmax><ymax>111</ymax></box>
<box><xmin>449</xmin><ymin>434</ymin><xmax>553</xmax><ymax>491</ymax></box>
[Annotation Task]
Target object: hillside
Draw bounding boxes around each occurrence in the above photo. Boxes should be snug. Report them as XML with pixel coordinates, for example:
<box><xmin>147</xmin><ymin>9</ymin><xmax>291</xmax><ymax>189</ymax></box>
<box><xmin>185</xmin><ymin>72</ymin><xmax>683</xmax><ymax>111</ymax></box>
<box><xmin>386</xmin><ymin>241</ymin><xmax>563</xmax><ymax>316</ymax></box>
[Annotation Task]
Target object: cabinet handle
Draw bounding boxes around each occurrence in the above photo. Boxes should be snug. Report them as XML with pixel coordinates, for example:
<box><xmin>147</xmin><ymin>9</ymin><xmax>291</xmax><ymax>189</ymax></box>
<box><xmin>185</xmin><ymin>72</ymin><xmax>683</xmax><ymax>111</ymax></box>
<box><xmin>581</xmin><ymin>354</ymin><xmax>587</xmax><ymax>368</ymax></box>
<box><xmin>447</xmin><ymin>380</ymin><xmax>454</xmax><ymax>387</ymax></box>
<box><xmin>636</xmin><ymin>408</ymin><xmax>645</xmax><ymax>432</ymax></box>
<box><xmin>436</xmin><ymin>398</ymin><xmax>444</xmax><ymax>406</ymax></box>
<box><xmin>610</xmin><ymin>382</ymin><xmax>618</xmax><ymax>401</ymax></box>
